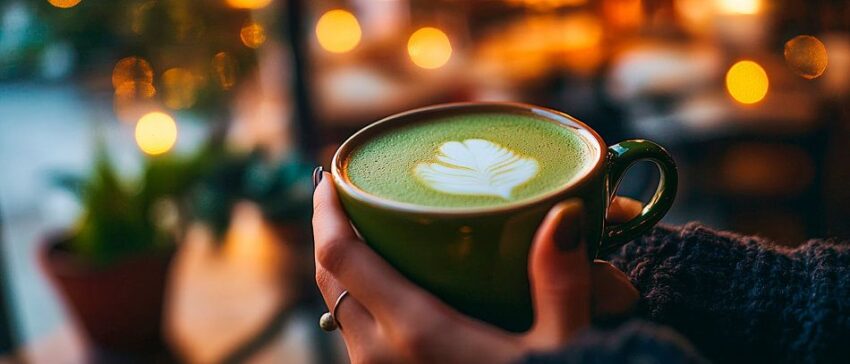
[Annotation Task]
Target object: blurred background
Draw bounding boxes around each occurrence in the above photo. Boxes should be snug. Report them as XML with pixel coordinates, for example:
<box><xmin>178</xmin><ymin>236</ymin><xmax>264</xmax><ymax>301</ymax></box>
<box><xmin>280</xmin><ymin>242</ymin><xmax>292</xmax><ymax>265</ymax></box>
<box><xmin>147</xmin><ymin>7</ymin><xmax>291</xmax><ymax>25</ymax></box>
<box><xmin>1</xmin><ymin>0</ymin><xmax>849</xmax><ymax>362</ymax></box>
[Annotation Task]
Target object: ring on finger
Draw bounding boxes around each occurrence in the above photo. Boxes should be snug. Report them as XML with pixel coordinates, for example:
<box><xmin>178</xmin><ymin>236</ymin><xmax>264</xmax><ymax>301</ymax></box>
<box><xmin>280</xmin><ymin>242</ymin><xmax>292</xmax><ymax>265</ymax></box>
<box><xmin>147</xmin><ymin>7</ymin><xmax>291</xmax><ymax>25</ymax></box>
<box><xmin>319</xmin><ymin>290</ymin><xmax>349</xmax><ymax>332</ymax></box>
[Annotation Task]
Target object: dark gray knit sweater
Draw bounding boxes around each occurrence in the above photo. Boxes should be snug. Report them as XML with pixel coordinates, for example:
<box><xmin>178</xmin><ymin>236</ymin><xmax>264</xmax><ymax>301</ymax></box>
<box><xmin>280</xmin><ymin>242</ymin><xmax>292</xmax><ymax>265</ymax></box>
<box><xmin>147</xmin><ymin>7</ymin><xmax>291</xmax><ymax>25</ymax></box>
<box><xmin>524</xmin><ymin>223</ymin><xmax>850</xmax><ymax>364</ymax></box>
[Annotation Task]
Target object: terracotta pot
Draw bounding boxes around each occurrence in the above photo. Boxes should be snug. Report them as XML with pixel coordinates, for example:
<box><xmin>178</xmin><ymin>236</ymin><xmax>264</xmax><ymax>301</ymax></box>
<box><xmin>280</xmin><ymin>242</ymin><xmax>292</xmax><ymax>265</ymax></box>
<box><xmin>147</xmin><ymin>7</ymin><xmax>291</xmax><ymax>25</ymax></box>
<box><xmin>39</xmin><ymin>234</ymin><xmax>175</xmax><ymax>354</ymax></box>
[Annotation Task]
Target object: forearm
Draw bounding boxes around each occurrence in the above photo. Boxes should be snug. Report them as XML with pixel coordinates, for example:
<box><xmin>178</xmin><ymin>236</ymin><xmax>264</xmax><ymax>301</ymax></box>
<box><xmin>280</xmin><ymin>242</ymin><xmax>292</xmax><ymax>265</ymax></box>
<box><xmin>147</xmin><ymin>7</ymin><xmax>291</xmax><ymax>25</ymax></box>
<box><xmin>607</xmin><ymin>223</ymin><xmax>850</xmax><ymax>363</ymax></box>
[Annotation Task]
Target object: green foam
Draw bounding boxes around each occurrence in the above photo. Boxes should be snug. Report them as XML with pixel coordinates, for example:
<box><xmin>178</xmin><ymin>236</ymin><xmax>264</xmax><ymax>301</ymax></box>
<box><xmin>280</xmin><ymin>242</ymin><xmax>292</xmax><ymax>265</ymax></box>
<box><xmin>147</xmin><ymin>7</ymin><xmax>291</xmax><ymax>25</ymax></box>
<box><xmin>345</xmin><ymin>112</ymin><xmax>593</xmax><ymax>208</ymax></box>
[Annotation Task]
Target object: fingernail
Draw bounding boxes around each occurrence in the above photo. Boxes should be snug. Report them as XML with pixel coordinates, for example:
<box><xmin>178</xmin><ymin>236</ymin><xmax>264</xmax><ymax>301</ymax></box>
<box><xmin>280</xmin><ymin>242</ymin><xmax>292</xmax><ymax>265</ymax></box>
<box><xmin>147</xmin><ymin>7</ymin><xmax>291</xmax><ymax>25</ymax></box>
<box><xmin>312</xmin><ymin>166</ymin><xmax>324</xmax><ymax>189</ymax></box>
<box><xmin>552</xmin><ymin>199</ymin><xmax>584</xmax><ymax>251</ymax></box>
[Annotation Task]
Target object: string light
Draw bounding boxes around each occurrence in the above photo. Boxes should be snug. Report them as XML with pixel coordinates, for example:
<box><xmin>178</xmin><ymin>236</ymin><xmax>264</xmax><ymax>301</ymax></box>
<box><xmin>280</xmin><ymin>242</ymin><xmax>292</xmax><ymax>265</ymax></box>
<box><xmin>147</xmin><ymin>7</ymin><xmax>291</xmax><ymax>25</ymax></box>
<box><xmin>726</xmin><ymin>60</ymin><xmax>769</xmax><ymax>104</ymax></box>
<box><xmin>784</xmin><ymin>35</ymin><xmax>828</xmax><ymax>80</ymax></box>
<box><xmin>316</xmin><ymin>9</ymin><xmax>362</xmax><ymax>53</ymax></box>
<box><xmin>135</xmin><ymin>112</ymin><xmax>178</xmax><ymax>156</ymax></box>
<box><xmin>240</xmin><ymin>22</ymin><xmax>267</xmax><ymax>49</ymax></box>
<box><xmin>48</xmin><ymin>0</ymin><xmax>81</xmax><ymax>8</ymax></box>
<box><xmin>407</xmin><ymin>27</ymin><xmax>453</xmax><ymax>69</ymax></box>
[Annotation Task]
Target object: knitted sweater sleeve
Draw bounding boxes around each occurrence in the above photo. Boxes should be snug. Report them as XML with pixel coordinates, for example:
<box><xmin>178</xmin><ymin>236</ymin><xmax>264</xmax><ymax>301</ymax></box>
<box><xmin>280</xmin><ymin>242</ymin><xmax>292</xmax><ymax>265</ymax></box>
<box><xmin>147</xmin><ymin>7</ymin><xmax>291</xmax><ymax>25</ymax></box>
<box><xmin>521</xmin><ymin>319</ymin><xmax>708</xmax><ymax>364</ymax></box>
<box><xmin>607</xmin><ymin>222</ymin><xmax>850</xmax><ymax>364</ymax></box>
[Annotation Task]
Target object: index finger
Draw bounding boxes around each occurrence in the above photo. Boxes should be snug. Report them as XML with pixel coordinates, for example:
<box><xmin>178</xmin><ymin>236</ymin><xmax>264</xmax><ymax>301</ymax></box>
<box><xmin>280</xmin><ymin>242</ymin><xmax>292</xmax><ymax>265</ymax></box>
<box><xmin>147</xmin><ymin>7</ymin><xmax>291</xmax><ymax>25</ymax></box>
<box><xmin>606</xmin><ymin>196</ymin><xmax>643</xmax><ymax>224</ymax></box>
<box><xmin>312</xmin><ymin>172</ymin><xmax>360</xmax><ymax>244</ymax></box>
<box><xmin>312</xmin><ymin>173</ymin><xmax>439</xmax><ymax>325</ymax></box>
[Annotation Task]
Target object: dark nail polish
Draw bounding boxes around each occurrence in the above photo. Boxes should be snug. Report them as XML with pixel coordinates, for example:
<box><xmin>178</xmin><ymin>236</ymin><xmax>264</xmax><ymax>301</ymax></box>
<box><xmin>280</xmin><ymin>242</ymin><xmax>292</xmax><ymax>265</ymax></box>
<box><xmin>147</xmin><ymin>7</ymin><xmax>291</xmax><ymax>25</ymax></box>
<box><xmin>552</xmin><ymin>201</ymin><xmax>584</xmax><ymax>251</ymax></box>
<box><xmin>312</xmin><ymin>166</ymin><xmax>324</xmax><ymax>189</ymax></box>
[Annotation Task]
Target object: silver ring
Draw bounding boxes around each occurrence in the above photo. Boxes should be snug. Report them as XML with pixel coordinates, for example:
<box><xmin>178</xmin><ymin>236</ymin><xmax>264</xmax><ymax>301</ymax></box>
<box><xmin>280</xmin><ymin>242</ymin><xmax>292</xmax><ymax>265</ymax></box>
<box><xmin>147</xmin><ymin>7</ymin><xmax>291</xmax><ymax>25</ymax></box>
<box><xmin>319</xmin><ymin>290</ymin><xmax>349</xmax><ymax>332</ymax></box>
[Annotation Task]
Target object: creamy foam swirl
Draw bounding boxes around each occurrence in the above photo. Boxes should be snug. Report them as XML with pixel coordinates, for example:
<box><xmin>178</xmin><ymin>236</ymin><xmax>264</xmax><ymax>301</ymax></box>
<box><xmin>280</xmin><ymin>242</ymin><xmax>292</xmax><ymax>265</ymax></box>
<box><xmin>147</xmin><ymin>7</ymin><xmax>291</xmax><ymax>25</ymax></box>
<box><xmin>414</xmin><ymin>139</ymin><xmax>538</xmax><ymax>199</ymax></box>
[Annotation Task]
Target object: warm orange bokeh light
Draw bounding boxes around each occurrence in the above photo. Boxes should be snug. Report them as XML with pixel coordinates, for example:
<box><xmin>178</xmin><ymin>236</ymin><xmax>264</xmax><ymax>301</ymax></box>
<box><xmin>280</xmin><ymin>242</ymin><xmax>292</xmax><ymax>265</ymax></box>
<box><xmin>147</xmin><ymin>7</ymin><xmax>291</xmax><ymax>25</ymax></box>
<box><xmin>505</xmin><ymin>0</ymin><xmax>587</xmax><ymax>10</ymax></box>
<box><xmin>558</xmin><ymin>13</ymin><xmax>603</xmax><ymax>52</ymax></box>
<box><xmin>112</xmin><ymin>56</ymin><xmax>153</xmax><ymax>89</ymax></box>
<box><xmin>223</xmin><ymin>203</ymin><xmax>277</xmax><ymax>265</ymax></box>
<box><xmin>675</xmin><ymin>0</ymin><xmax>714</xmax><ymax>33</ymax></box>
<box><xmin>784</xmin><ymin>35</ymin><xmax>829</xmax><ymax>80</ymax></box>
<box><xmin>315</xmin><ymin>9</ymin><xmax>362</xmax><ymax>53</ymax></box>
<box><xmin>48</xmin><ymin>0</ymin><xmax>81</xmax><ymax>8</ymax></box>
<box><xmin>726</xmin><ymin>60</ymin><xmax>769</xmax><ymax>104</ymax></box>
<box><xmin>474</xmin><ymin>13</ymin><xmax>603</xmax><ymax>80</ymax></box>
<box><xmin>407</xmin><ymin>27</ymin><xmax>453</xmax><ymax>69</ymax></box>
<box><xmin>226</xmin><ymin>0</ymin><xmax>272</xmax><ymax>9</ymax></box>
<box><xmin>556</xmin><ymin>13</ymin><xmax>604</xmax><ymax>73</ymax></box>
<box><xmin>113</xmin><ymin>56</ymin><xmax>157</xmax><ymax>122</ymax></box>
<box><xmin>162</xmin><ymin>68</ymin><xmax>200</xmax><ymax>110</ymax></box>
<box><xmin>135</xmin><ymin>112</ymin><xmax>178</xmax><ymax>156</ymax></box>
<box><xmin>114</xmin><ymin>80</ymin><xmax>156</xmax><ymax>101</ymax></box>
<box><xmin>716</xmin><ymin>0</ymin><xmax>761</xmax><ymax>15</ymax></box>
<box><xmin>240</xmin><ymin>22</ymin><xmax>267</xmax><ymax>49</ymax></box>
<box><xmin>212</xmin><ymin>52</ymin><xmax>237</xmax><ymax>90</ymax></box>
<box><xmin>603</xmin><ymin>0</ymin><xmax>643</xmax><ymax>30</ymax></box>
<box><xmin>114</xmin><ymin>81</ymin><xmax>157</xmax><ymax>123</ymax></box>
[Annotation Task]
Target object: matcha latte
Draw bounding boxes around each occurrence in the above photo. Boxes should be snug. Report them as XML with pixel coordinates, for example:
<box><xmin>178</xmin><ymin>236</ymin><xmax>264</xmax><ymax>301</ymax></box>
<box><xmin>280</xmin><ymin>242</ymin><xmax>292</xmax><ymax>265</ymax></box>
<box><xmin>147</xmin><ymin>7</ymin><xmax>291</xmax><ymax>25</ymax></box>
<box><xmin>343</xmin><ymin>112</ymin><xmax>593</xmax><ymax>208</ymax></box>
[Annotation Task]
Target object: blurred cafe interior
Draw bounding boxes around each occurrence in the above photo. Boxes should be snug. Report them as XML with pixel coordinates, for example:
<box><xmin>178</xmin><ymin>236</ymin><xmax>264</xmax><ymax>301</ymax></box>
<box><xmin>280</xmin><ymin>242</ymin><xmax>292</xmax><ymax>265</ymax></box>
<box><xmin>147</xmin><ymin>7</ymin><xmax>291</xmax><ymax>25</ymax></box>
<box><xmin>0</xmin><ymin>0</ymin><xmax>849</xmax><ymax>362</ymax></box>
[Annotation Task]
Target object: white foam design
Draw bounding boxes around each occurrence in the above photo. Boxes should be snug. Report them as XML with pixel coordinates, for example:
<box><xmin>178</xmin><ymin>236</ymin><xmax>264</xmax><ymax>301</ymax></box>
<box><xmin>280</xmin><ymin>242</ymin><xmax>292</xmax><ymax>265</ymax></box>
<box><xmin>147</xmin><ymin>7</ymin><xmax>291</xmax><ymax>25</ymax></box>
<box><xmin>414</xmin><ymin>139</ymin><xmax>539</xmax><ymax>199</ymax></box>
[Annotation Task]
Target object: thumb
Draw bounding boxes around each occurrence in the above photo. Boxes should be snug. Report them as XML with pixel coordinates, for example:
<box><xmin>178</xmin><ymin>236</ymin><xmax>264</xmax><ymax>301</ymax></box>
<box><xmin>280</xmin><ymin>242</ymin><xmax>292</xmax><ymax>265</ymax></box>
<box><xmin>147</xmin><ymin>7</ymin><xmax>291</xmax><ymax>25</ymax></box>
<box><xmin>591</xmin><ymin>260</ymin><xmax>639</xmax><ymax>317</ymax></box>
<box><xmin>526</xmin><ymin>199</ymin><xmax>591</xmax><ymax>349</ymax></box>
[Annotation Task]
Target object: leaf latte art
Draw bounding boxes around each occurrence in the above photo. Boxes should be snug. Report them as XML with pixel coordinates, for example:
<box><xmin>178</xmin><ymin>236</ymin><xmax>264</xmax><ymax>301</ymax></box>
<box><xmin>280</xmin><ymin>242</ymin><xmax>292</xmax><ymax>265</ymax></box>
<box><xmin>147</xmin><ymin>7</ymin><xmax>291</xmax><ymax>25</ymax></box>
<box><xmin>414</xmin><ymin>139</ymin><xmax>539</xmax><ymax>199</ymax></box>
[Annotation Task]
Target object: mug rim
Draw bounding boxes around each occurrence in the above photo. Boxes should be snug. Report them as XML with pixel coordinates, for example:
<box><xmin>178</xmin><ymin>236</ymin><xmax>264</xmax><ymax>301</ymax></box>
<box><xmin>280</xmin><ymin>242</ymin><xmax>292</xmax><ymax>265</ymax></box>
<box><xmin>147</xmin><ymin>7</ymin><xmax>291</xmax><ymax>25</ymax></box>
<box><xmin>331</xmin><ymin>102</ymin><xmax>608</xmax><ymax>216</ymax></box>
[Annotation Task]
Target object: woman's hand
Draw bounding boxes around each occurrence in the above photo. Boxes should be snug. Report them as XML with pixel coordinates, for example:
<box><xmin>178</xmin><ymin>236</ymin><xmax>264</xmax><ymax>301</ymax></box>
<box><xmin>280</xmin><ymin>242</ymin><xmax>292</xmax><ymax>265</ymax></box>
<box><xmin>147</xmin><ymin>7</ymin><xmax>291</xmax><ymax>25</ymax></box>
<box><xmin>313</xmin><ymin>172</ymin><xmax>641</xmax><ymax>364</ymax></box>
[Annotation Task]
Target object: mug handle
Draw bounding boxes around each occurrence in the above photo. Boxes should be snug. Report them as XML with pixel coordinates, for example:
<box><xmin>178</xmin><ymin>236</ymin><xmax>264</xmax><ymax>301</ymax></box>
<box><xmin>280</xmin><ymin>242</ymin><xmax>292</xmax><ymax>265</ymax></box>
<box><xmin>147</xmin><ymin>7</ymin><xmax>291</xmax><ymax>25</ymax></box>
<box><xmin>598</xmin><ymin>139</ymin><xmax>678</xmax><ymax>256</ymax></box>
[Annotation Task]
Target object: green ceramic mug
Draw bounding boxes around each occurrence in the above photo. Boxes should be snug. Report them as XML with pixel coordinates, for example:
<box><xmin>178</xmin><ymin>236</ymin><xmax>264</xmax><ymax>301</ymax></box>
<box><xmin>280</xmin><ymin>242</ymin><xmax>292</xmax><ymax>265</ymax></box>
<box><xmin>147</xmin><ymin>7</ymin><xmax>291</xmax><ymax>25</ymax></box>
<box><xmin>331</xmin><ymin>102</ymin><xmax>677</xmax><ymax>332</ymax></box>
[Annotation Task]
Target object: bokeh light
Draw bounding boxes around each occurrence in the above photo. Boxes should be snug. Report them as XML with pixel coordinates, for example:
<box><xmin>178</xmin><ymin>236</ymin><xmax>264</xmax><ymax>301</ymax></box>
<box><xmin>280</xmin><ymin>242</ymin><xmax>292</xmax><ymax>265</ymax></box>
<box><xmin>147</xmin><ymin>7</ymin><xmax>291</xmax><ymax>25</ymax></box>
<box><xmin>240</xmin><ymin>22</ymin><xmax>267</xmax><ymax>49</ymax></box>
<box><xmin>162</xmin><ymin>68</ymin><xmax>199</xmax><ymax>110</ymax></box>
<box><xmin>505</xmin><ymin>0</ymin><xmax>587</xmax><ymax>10</ymax></box>
<box><xmin>226</xmin><ymin>0</ymin><xmax>272</xmax><ymax>9</ymax></box>
<box><xmin>114</xmin><ymin>81</ymin><xmax>156</xmax><ymax>101</ymax></box>
<box><xmin>135</xmin><ymin>112</ymin><xmax>178</xmax><ymax>156</ymax></box>
<box><xmin>114</xmin><ymin>81</ymin><xmax>157</xmax><ymax>123</ymax></box>
<box><xmin>475</xmin><ymin>17</ymin><xmax>551</xmax><ymax>81</ymax></box>
<box><xmin>407</xmin><ymin>27</ymin><xmax>453</xmax><ymax>69</ymax></box>
<box><xmin>558</xmin><ymin>13</ymin><xmax>603</xmax><ymax>52</ymax></box>
<box><xmin>675</xmin><ymin>0</ymin><xmax>714</xmax><ymax>33</ymax></box>
<box><xmin>316</xmin><ymin>10</ymin><xmax>362</xmax><ymax>53</ymax></box>
<box><xmin>212</xmin><ymin>52</ymin><xmax>237</xmax><ymax>90</ymax></box>
<box><xmin>784</xmin><ymin>35</ymin><xmax>828</xmax><ymax>80</ymax></box>
<box><xmin>473</xmin><ymin>13</ymin><xmax>603</xmax><ymax>80</ymax></box>
<box><xmin>726</xmin><ymin>60</ymin><xmax>769</xmax><ymax>104</ymax></box>
<box><xmin>819</xmin><ymin>35</ymin><xmax>850</xmax><ymax>96</ymax></box>
<box><xmin>112</xmin><ymin>57</ymin><xmax>153</xmax><ymax>89</ymax></box>
<box><xmin>557</xmin><ymin>13</ymin><xmax>604</xmax><ymax>73</ymax></box>
<box><xmin>48</xmin><ymin>0</ymin><xmax>81</xmax><ymax>9</ymax></box>
<box><xmin>603</xmin><ymin>0</ymin><xmax>643</xmax><ymax>30</ymax></box>
<box><xmin>716</xmin><ymin>0</ymin><xmax>761</xmax><ymax>15</ymax></box>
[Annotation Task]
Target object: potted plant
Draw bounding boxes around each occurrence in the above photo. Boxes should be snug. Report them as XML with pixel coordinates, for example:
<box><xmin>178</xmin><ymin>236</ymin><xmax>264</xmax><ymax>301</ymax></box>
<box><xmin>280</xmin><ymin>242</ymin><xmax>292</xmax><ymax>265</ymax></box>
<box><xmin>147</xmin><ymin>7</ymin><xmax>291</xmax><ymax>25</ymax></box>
<box><xmin>40</xmin><ymin>145</ymin><xmax>213</xmax><ymax>356</ymax></box>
